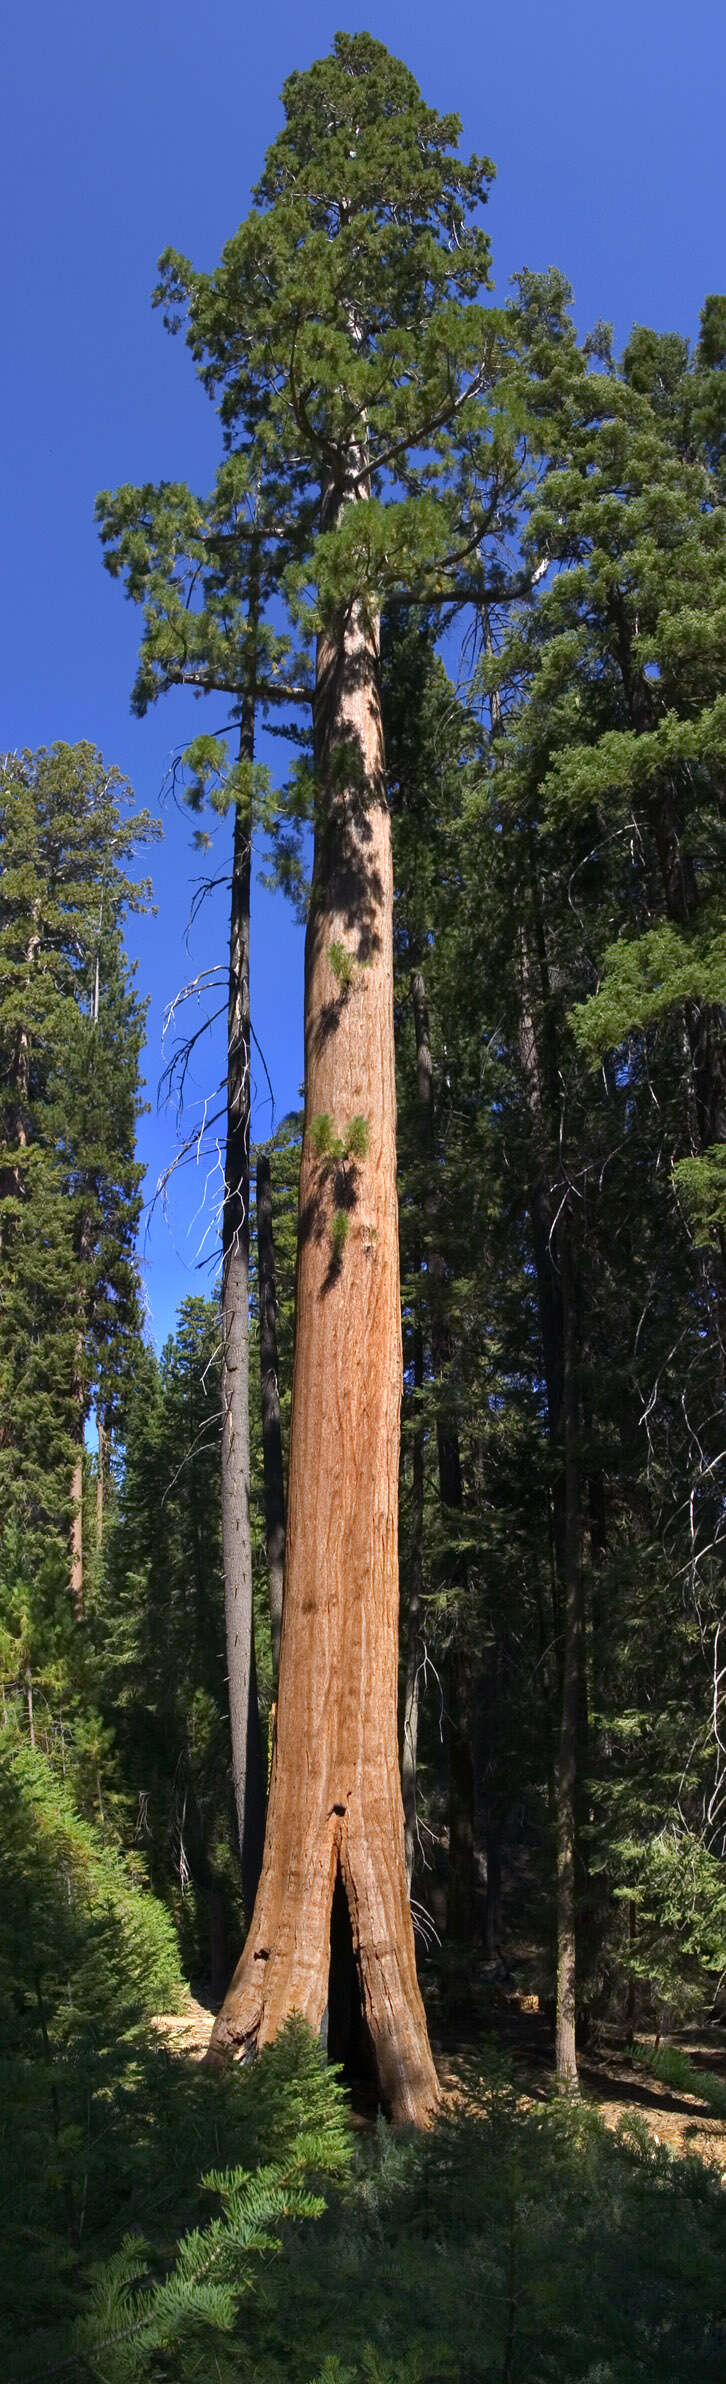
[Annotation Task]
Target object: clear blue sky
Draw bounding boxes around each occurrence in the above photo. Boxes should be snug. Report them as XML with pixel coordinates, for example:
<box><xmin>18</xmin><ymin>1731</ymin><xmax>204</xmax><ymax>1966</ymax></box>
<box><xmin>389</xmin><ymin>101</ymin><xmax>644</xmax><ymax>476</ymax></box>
<box><xmin>2</xmin><ymin>0</ymin><xmax>723</xmax><ymax>1346</ymax></box>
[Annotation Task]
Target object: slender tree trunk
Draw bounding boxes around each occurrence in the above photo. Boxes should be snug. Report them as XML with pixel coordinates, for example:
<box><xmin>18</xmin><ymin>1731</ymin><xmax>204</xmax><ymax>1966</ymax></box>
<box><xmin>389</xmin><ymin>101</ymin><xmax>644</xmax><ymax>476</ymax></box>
<box><xmin>209</xmin><ymin>1883</ymin><xmax>227</xmax><ymax>2005</ymax></box>
<box><xmin>69</xmin><ymin>1206</ymin><xmax>93</xmax><ymax>1623</ymax></box>
<box><xmin>209</xmin><ymin>504</ymin><xmax>439</xmax><ymax>2123</ymax></box>
<box><xmin>484</xmin><ymin>1826</ymin><xmax>503</xmax><ymax>1955</ymax></box>
<box><xmin>447</xmin><ymin>1643</ymin><xmax>476</xmax><ymax>1942</ymax></box>
<box><xmin>96</xmin><ymin>1412</ymin><xmax>107</xmax><ymax>1546</ymax></box>
<box><xmin>220</xmin><ymin>691</ymin><xmax>266</xmax><ymax>1922</ymax></box>
<box><xmin>554</xmin><ymin>1219</ymin><xmax>583</xmax><ymax>2092</ymax></box>
<box><xmin>69</xmin><ymin>1446</ymin><xmax>84</xmax><ymax>1621</ymax></box>
<box><xmin>0</xmin><ymin>921</ymin><xmax>39</xmax><ymax>1242</ymax></box>
<box><xmin>256</xmin><ymin>1152</ymin><xmax>285</xmax><ymax>1691</ymax></box>
<box><xmin>516</xmin><ymin>916</ymin><xmax>588</xmax><ymax>2085</ymax></box>
<box><xmin>515</xmin><ymin>924</ymin><xmax>567</xmax><ymax>1580</ymax></box>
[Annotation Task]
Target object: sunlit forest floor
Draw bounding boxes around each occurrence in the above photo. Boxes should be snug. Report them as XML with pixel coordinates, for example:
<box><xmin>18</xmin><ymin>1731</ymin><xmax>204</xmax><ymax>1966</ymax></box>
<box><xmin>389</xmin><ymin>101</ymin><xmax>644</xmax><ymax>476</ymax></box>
<box><xmin>153</xmin><ymin>1985</ymin><xmax>726</xmax><ymax>2176</ymax></box>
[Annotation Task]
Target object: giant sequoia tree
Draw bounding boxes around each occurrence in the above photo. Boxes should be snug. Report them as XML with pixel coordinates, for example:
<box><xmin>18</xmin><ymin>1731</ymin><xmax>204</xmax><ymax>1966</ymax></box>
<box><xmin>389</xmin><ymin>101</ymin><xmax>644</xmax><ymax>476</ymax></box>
<box><xmin>154</xmin><ymin>32</ymin><xmax>499</xmax><ymax>2119</ymax></box>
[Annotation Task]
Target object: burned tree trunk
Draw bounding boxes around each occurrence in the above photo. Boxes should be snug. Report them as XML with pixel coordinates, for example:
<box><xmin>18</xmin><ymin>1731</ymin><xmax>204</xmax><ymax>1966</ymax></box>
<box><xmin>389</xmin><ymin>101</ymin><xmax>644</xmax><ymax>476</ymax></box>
<box><xmin>256</xmin><ymin>1151</ymin><xmax>286</xmax><ymax>1691</ymax></box>
<box><xmin>220</xmin><ymin>695</ymin><xmax>265</xmax><ymax>1921</ymax></box>
<box><xmin>209</xmin><ymin>527</ymin><xmax>438</xmax><ymax>2123</ymax></box>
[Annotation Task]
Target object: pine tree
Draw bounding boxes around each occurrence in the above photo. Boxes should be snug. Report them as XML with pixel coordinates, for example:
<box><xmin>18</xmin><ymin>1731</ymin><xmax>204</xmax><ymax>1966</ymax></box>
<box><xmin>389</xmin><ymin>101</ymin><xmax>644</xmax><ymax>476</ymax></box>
<box><xmin>0</xmin><ymin>745</ymin><xmax>153</xmax><ymax>1623</ymax></box>
<box><xmin>469</xmin><ymin>271</ymin><xmax>726</xmax><ymax>2069</ymax></box>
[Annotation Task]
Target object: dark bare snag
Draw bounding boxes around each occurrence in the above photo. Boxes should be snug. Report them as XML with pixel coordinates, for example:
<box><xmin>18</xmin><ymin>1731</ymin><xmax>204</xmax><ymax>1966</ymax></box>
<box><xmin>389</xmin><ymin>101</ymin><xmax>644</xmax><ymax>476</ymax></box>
<box><xmin>209</xmin><ymin>573</ymin><xmax>439</xmax><ymax>2126</ymax></box>
<box><xmin>256</xmin><ymin>1152</ymin><xmax>286</xmax><ymax>1689</ymax></box>
<box><xmin>220</xmin><ymin>691</ymin><xmax>265</xmax><ymax>1919</ymax></box>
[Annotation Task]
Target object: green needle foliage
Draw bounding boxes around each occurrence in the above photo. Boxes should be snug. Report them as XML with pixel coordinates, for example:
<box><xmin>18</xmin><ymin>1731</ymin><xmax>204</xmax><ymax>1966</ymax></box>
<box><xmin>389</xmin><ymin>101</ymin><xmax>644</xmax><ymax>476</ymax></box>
<box><xmin>0</xmin><ymin>742</ymin><xmax>154</xmax><ymax>1611</ymax></box>
<box><xmin>0</xmin><ymin>1735</ymin><xmax>183</xmax><ymax>2367</ymax></box>
<box><xmin>153</xmin><ymin>30</ymin><xmax>502</xmax><ymax>646</ymax></box>
<box><xmin>485</xmin><ymin>277</ymin><xmax>726</xmax><ymax>1243</ymax></box>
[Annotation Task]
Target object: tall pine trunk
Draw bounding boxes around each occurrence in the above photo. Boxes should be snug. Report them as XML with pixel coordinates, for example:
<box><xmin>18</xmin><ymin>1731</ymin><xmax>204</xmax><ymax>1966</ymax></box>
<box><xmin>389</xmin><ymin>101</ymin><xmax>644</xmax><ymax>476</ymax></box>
<box><xmin>209</xmin><ymin>534</ymin><xmax>438</xmax><ymax>2123</ymax></box>
<box><xmin>256</xmin><ymin>1152</ymin><xmax>285</xmax><ymax>1691</ymax></box>
<box><xmin>96</xmin><ymin>1412</ymin><xmax>108</xmax><ymax>1546</ymax></box>
<box><xmin>220</xmin><ymin>694</ymin><xmax>265</xmax><ymax>1921</ymax></box>
<box><xmin>554</xmin><ymin>1218</ymin><xmax>583</xmax><ymax>2090</ymax></box>
<box><xmin>69</xmin><ymin>1210</ymin><xmax>92</xmax><ymax>1622</ymax></box>
<box><xmin>69</xmin><ymin>1443</ymin><xmax>84</xmax><ymax>1621</ymax></box>
<box><xmin>516</xmin><ymin>917</ymin><xmax>585</xmax><ymax>2085</ymax></box>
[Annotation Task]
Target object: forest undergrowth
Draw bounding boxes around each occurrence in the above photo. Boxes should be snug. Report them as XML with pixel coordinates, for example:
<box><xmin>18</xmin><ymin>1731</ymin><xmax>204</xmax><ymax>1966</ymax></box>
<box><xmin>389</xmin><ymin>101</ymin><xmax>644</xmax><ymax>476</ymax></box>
<box><xmin>3</xmin><ymin>1735</ymin><xmax>725</xmax><ymax>2384</ymax></box>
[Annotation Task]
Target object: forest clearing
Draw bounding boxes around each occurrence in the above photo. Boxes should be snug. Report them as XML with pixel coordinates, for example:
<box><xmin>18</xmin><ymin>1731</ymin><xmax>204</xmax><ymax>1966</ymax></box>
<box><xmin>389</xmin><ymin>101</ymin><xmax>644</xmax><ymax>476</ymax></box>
<box><xmin>1</xmin><ymin>13</ymin><xmax>725</xmax><ymax>2379</ymax></box>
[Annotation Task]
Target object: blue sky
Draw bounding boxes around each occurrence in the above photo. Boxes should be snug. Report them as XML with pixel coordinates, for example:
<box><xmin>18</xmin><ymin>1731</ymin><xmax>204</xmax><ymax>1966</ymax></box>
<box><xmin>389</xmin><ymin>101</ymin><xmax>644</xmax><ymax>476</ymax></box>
<box><xmin>2</xmin><ymin>0</ymin><xmax>723</xmax><ymax>1346</ymax></box>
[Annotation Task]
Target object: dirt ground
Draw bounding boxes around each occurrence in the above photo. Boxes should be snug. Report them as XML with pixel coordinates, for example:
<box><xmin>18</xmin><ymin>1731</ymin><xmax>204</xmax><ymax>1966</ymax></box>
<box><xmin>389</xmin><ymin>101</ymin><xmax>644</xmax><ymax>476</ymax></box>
<box><xmin>575</xmin><ymin>2028</ymin><xmax>726</xmax><ymax>2174</ymax></box>
<box><xmin>150</xmin><ymin>1988</ymin><xmax>726</xmax><ymax>2175</ymax></box>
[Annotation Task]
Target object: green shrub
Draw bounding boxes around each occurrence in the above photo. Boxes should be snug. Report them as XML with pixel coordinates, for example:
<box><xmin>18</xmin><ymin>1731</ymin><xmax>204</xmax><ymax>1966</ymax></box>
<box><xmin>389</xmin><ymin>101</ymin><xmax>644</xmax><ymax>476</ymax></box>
<box><xmin>0</xmin><ymin>1739</ymin><xmax>184</xmax><ymax>2366</ymax></box>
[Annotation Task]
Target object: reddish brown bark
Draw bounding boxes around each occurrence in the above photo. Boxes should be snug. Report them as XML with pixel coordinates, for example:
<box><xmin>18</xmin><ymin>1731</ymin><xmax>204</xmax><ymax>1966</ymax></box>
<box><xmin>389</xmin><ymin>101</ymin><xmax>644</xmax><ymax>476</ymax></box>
<box><xmin>209</xmin><ymin>574</ymin><xmax>439</xmax><ymax>2125</ymax></box>
<box><xmin>402</xmin><ymin>1315</ymin><xmax>424</xmax><ymax>1894</ymax></box>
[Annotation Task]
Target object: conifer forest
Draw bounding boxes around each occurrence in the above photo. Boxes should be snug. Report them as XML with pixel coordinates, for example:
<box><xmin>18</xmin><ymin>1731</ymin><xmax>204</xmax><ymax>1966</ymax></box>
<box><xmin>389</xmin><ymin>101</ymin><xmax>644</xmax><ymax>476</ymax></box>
<box><xmin>3</xmin><ymin>22</ymin><xmax>726</xmax><ymax>2380</ymax></box>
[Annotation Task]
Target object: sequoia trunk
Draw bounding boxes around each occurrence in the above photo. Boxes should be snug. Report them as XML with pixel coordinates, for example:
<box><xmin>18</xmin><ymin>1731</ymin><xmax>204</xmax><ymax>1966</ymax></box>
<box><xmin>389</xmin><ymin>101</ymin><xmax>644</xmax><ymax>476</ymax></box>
<box><xmin>402</xmin><ymin>1317</ymin><xmax>425</xmax><ymax>1892</ymax></box>
<box><xmin>209</xmin><ymin>561</ymin><xmax>439</xmax><ymax>2125</ymax></box>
